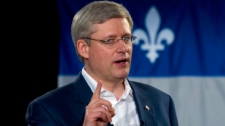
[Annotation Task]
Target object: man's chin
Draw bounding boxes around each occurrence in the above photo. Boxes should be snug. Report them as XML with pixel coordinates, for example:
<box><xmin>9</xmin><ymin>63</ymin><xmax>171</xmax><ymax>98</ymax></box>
<box><xmin>114</xmin><ymin>71</ymin><xmax>130</xmax><ymax>79</ymax></box>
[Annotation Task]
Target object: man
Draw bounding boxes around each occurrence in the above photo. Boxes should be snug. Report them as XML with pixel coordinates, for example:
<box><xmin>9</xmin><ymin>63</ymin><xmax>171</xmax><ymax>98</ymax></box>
<box><xmin>25</xmin><ymin>1</ymin><xmax>178</xmax><ymax>126</ymax></box>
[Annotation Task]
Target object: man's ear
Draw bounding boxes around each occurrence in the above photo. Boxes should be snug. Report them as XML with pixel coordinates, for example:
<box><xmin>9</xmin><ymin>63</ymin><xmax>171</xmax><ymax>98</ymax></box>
<box><xmin>77</xmin><ymin>39</ymin><xmax>89</xmax><ymax>58</ymax></box>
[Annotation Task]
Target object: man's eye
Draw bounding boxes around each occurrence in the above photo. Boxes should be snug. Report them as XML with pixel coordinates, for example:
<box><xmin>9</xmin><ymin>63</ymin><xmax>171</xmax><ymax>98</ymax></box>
<box><xmin>123</xmin><ymin>37</ymin><xmax>130</xmax><ymax>42</ymax></box>
<box><xmin>105</xmin><ymin>39</ymin><xmax>114</xmax><ymax>44</ymax></box>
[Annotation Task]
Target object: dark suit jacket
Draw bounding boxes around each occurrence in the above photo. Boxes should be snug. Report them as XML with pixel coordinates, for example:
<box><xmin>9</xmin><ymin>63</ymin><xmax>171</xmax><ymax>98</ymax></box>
<box><xmin>25</xmin><ymin>73</ymin><xmax>178</xmax><ymax>126</ymax></box>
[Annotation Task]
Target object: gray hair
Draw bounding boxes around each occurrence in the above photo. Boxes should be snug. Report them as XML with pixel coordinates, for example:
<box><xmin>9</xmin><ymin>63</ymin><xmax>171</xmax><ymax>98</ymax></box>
<box><xmin>71</xmin><ymin>1</ymin><xmax>133</xmax><ymax>63</ymax></box>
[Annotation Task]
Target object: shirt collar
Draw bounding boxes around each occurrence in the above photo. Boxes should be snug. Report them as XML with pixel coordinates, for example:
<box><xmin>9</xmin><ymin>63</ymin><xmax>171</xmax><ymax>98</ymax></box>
<box><xmin>81</xmin><ymin>67</ymin><xmax>98</xmax><ymax>92</ymax></box>
<box><xmin>123</xmin><ymin>79</ymin><xmax>133</xmax><ymax>98</ymax></box>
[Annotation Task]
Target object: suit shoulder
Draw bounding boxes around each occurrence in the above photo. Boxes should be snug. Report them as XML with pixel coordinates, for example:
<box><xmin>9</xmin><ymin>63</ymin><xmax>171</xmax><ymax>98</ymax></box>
<box><xmin>129</xmin><ymin>80</ymin><xmax>170</xmax><ymax>98</ymax></box>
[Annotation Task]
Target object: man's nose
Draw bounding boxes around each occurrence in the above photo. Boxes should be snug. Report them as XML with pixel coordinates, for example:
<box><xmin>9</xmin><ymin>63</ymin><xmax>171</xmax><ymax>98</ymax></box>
<box><xmin>116</xmin><ymin>40</ymin><xmax>128</xmax><ymax>52</ymax></box>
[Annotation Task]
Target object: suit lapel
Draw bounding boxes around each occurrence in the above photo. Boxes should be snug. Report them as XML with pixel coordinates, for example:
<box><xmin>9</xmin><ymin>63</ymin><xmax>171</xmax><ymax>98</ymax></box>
<box><xmin>72</xmin><ymin>73</ymin><xmax>93</xmax><ymax>116</ymax></box>
<box><xmin>129</xmin><ymin>81</ymin><xmax>156</xmax><ymax>126</ymax></box>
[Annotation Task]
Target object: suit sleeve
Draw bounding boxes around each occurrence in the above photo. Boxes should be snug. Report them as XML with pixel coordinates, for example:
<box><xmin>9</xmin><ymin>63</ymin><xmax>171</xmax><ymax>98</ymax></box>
<box><xmin>25</xmin><ymin>100</ymin><xmax>57</xmax><ymax>126</ymax></box>
<box><xmin>169</xmin><ymin>96</ymin><xmax>179</xmax><ymax>126</ymax></box>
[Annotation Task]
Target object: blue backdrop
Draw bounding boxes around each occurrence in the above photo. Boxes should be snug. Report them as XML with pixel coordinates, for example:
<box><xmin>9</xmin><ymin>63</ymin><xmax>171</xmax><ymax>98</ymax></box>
<box><xmin>57</xmin><ymin>0</ymin><xmax>225</xmax><ymax>126</ymax></box>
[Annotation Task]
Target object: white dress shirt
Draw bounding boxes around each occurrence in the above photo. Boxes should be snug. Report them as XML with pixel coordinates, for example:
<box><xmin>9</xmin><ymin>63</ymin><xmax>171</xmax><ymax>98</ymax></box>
<box><xmin>82</xmin><ymin>68</ymin><xmax>140</xmax><ymax>126</ymax></box>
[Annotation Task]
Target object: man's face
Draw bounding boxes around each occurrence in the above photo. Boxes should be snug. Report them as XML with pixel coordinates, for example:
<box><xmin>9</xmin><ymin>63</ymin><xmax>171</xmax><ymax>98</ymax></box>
<box><xmin>85</xmin><ymin>18</ymin><xmax>133</xmax><ymax>83</ymax></box>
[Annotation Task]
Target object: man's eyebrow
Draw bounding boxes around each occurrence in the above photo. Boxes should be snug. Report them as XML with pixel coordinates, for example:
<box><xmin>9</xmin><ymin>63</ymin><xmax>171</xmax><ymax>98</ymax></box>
<box><xmin>105</xmin><ymin>33</ymin><xmax>131</xmax><ymax>38</ymax></box>
<box><xmin>103</xmin><ymin>35</ymin><xmax>117</xmax><ymax>38</ymax></box>
<box><xmin>123</xmin><ymin>33</ymin><xmax>132</xmax><ymax>36</ymax></box>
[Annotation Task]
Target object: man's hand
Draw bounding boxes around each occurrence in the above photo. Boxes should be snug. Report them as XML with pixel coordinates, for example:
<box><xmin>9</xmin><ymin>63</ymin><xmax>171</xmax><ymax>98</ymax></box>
<box><xmin>83</xmin><ymin>81</ymin><xmax>115</xmax><ymax>126</ymax></box>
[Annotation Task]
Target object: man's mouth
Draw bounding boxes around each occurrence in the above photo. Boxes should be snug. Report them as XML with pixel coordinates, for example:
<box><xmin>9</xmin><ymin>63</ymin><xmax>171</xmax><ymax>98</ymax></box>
<box><xmin>114</xmin><ymin>59</ymin><xmax>128</xmax><ymax>65</ymax></box>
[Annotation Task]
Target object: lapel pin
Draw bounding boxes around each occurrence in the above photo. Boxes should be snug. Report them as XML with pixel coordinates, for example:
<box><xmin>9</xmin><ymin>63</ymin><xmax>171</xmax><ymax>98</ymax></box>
<box><xmin>145</xmin><ymin>105</ymin><xmax>150</xmax><ymax>111</ymax></box>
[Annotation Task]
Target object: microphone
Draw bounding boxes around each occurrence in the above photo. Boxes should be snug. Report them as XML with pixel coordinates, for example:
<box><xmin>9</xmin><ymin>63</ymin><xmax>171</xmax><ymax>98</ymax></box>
<box><xmin>107</xmin><ymin>122</ymin><xmax>114</xmax><ymax>126</ymax></box>
<box><xmin>108</xmin><ymin>121</ymin><xmax>144</xmax><ymax>126</ymax></box>
<box><xmin>140</xmin><ymin>120</ymin><xmax>145</xmax><ymax>126</ymax></box>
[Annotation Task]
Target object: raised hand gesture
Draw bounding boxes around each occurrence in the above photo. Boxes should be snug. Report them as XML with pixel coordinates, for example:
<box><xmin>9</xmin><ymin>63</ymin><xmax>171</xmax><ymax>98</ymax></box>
<box><xmin>83</xmin><ymin>81</ymin><xmax>115</xmax><ymax>126</ymax></box>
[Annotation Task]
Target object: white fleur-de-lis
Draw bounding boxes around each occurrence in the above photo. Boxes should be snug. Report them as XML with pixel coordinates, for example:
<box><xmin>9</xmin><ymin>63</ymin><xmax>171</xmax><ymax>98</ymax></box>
<box><xmin>133</xmin><ymin>6</ymin><xmax>175</xmax><ymax>63</ymax></box>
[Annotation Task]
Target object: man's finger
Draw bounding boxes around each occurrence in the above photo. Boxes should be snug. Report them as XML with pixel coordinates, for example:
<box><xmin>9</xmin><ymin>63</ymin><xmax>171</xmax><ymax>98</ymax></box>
<box><xmin>90</xmin><ymin>80</ymin><xmax>102</xmax><ymax>104</ymax></box>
